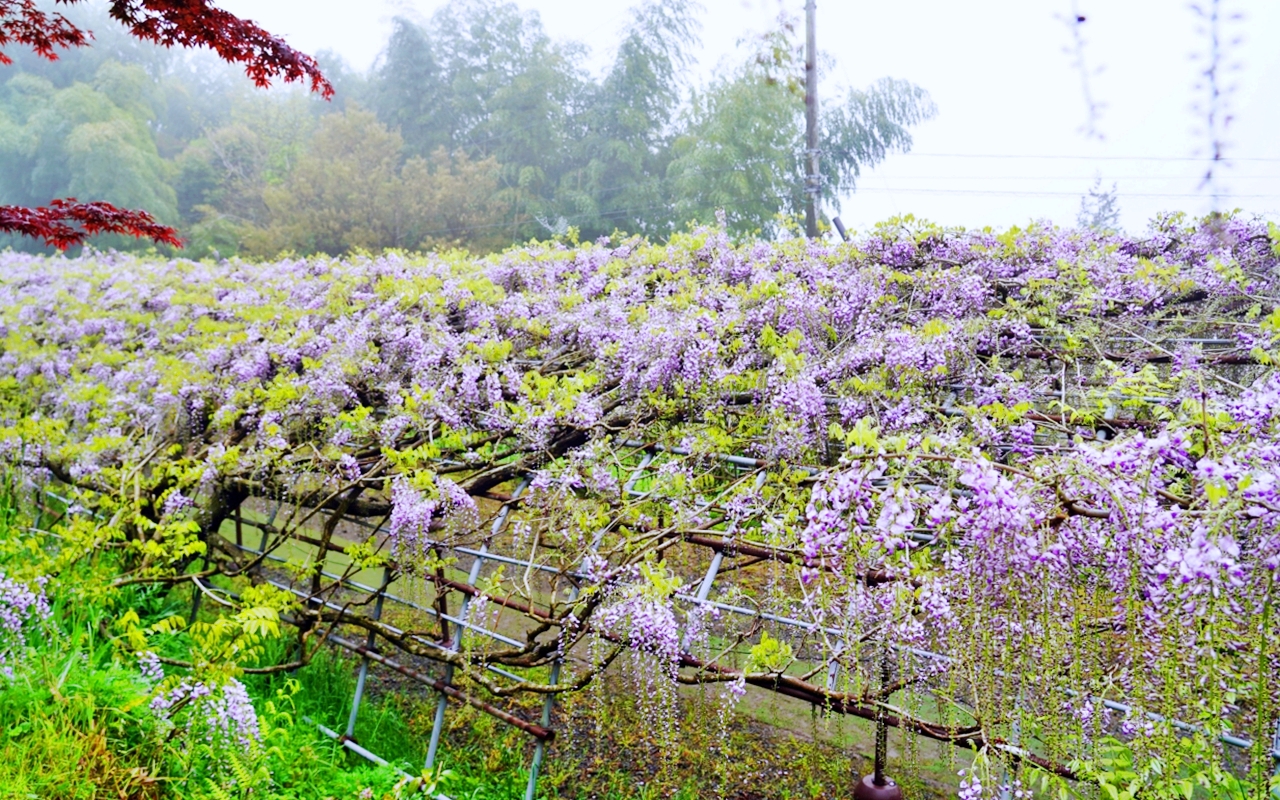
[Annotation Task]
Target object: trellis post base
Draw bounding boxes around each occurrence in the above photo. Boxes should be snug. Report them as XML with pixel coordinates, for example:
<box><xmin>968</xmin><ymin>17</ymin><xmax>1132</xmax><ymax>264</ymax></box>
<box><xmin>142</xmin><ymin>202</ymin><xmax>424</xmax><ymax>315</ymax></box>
<box><xmin>852</xmin><ymin>773</ymin><xmax>903</xmax><ymax>800</ymax></box>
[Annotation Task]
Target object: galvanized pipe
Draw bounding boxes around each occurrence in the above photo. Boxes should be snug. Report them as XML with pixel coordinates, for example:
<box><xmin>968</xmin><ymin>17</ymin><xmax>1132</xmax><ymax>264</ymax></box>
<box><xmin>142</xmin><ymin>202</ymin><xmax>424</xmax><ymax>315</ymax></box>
<box><xmin>346</xmin><ymin>566</ymin><xmax>390</xmax><ymax>739</ymax></box>
<box><xmin>427</xmin><ymin>479</ymin><xmax>527</xmax><ymax>770</ymax></box>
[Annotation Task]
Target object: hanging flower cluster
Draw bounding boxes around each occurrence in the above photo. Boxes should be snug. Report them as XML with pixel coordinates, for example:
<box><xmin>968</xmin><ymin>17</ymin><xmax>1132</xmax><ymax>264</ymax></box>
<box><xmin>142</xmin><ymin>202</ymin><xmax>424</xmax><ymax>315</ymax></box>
<box><xmin>149</xmin><ymin>675</ymin><xmax>261</xmax><ymax>753</ymax></box>
<box><xmin>0</xmin><ymin>572</ymin><xmax>49</xmax><ymax>678</ymax></box>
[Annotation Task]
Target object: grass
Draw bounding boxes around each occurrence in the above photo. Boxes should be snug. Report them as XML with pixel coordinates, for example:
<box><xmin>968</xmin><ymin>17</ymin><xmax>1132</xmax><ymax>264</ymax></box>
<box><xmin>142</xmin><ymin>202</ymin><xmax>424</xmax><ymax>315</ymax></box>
<box><xmin>0</xmin><ymin>519</ymin><xmax>594</xmax><ymax>797</ymax></box>
<box><xmin>0</xmin><ymin>481</ymin><xmax>967</xmax><ymax>799</ymax></box>
<box><xmin>0</xmin><ymin>574</ymin><xmax>550</xmax><ymax>799</ymax></box>
<box><xmin>0</xmin><ymin>489</ymin><xmax>399</xmax><ymax>799</ymax></box>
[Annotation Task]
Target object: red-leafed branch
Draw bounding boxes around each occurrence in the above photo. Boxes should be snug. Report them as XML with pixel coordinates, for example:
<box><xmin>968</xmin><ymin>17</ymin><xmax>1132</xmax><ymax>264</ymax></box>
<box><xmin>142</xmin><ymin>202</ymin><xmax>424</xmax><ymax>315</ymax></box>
<box><xmin>105</xmin><ymin>0</ymin><xmax>332</xmax><ymax>97</ymax></box>
<box><xmin>0</xmin><ymin>199</ymin><xmax>182</xmax><ymax>249</ymax></box>
<box><xmin>4</xmin><ymin>0</ymin><xmax>331</xmax><ymax>96</ymax></box>
<box><xmin>2</xmin><ymin>0</ymin><xmax>330</xmax><ymax>249</ymax></box>
<box><xmin>0</xmin><ymin>0</ymin><xmax>89</xmax><ymax>63</ymax></box>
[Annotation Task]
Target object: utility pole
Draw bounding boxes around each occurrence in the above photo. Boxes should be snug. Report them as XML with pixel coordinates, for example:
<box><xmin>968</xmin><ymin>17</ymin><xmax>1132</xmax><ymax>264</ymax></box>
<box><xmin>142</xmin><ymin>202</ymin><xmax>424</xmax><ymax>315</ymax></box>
<box><xmin>804</xmin><ymin>0</ymin><xmax>819</xmax><ymax>238</ymax></box>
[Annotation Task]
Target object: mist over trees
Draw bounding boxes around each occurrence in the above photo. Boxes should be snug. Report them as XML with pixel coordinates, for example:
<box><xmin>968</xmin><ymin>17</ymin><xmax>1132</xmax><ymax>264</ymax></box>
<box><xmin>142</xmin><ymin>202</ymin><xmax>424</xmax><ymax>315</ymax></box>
<box><xmin>0</xmin><ymin>0</ymin><xmax>936</xmax><ymax>257</ymax></box>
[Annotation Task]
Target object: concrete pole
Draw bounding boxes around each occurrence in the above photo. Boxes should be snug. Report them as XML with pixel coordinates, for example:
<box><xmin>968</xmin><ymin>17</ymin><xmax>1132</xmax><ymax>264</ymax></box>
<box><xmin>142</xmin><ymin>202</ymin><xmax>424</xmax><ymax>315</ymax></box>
<box><xmin>804</xmin><ymin>0</ymin><xmax>819</xmax><ymax>238</ymax></box>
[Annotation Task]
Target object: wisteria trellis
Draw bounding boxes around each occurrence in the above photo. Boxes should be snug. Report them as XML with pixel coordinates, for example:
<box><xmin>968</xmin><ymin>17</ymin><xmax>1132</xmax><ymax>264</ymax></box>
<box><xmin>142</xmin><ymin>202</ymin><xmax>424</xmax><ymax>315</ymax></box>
<box><xmin>2</xmin><ymin>213</ymin><xmax>1280</xmax><ymax>796</ymax></box>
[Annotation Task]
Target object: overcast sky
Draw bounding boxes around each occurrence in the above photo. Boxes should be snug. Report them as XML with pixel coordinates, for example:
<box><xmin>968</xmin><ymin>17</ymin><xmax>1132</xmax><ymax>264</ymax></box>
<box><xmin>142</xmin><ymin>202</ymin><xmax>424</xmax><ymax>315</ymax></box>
<box><xmin>219</xmin><ymin>0</ymin><xmax>1280</xmax><ymax>235</ymax></box>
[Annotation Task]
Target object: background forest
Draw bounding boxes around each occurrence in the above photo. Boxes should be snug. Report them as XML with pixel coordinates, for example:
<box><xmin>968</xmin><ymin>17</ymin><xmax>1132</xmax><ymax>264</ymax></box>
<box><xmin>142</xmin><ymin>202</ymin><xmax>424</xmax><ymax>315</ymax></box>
<box><xmin>0</xmin><ymin>0</ymin><xmax>934</xmax><ymax>256</ymax></box>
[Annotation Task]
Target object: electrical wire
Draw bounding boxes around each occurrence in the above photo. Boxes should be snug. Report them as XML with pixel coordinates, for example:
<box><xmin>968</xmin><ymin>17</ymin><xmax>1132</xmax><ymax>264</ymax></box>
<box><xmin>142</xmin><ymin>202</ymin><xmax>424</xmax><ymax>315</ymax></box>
<box><xmin>848</xmin><ymin>188</ymin><xmax>1280</xmax><ymax>198</ymax></box>
<box><xmin>905</xmin><ymin>153</ymin><xmax>1280</xmax><ymax>162</ymax></box>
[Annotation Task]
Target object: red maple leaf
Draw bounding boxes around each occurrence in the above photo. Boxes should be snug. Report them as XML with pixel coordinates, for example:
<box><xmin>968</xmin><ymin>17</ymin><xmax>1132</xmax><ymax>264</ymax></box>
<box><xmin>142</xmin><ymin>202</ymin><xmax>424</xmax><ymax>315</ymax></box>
<box><xmin>1</xmin><ymin>199</ymin><xmax>185</xmax><ymax>249</ymax></box>
<box><xmin>1</xmin><ymin>0</ymin><xmax>331</xmax><ymax>249</ymax></box>
<box><xmin>0</xmin><ymin>1</ymin><xmax>89</xmax><ymax>63</ymax></box>
<box><xmin>104</xmin><ymin>1</ymin><xmax>332</xmax><ymax>98</ymax></box>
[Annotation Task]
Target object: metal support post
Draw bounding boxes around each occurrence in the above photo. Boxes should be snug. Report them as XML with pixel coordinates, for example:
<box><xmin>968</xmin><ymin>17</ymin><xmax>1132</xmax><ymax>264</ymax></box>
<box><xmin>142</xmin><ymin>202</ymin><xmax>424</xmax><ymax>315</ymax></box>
<box><xmin>621</xmin><ymin>453</ymin><xmax>656</xmax><ymax>499</ymax></box>
<box><xmin>875</xmin><ymin>648</ymin><xmax>889</xmax><ymax>783</ymax></box>
<box><xmin>257</xmin><ymin>500</ymin><xmax>281</xmax><ymax>554</ymax></box>
<box><xmin>522</xmin><ymin>460</ymin><xmax>646</xmax><ymax>800</ymax></box>
<box><xmin>426</xmin><ymin>480</ymin><xmax>527</xmax><ymax>771</ymax></box>
<box><xmin>346</xmin><ymin>566</ymin><xmax>391</xmax><ymax>739</ymax></box>
<box><xmin>680</xmin><ymin>469</ymin><xmax>761</xmax><ymax>654</ymax></box>
<box><xmin>825</xmin><ymin>641</ymin><xmax>845</xmax><ymax>694</ymax></box>
<box><xmin>854</xmin><ymin>644</ymin><xmax>903</xmax><ymax>799</ymax></box>
<box><xmin>681</xmin><ymin>550</ymin><xmax>723</xmax><ymax>653</ymax></box>
<box><xmin>833</xmin><ymin>216</ymin><xmax>849</xmax><ymax>242</ymax></box>
<box><xmin>1001</xmin><ymin>689</ymin><xmax>1024</xmax><ymax>800</ymax></box>
<box><xmin>524</xmin><ymin>660</ymin><xmax>561</xmax><ymax>800</ymax></box>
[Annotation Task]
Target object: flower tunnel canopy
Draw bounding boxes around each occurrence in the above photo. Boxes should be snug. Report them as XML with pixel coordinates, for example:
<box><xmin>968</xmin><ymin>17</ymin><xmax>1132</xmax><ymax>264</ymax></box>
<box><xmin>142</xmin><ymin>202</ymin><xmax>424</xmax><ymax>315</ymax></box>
<box><xmin>2</xmin><ymin>213</ymin><xmax>1279</xmax><ymax>790</ymax></box>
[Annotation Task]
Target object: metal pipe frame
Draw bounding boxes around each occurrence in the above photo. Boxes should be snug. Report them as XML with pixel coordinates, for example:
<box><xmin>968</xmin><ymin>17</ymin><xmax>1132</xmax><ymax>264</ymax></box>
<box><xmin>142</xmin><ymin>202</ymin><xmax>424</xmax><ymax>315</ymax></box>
<box><xmin>48</xmin><ymin>457</ymin><xmax>1280</xmax><ymax>771</ymax></box>
<box><xmin>36</xmin><ymin>388</ymin><xmax>1280</xmax><ymax>796</ymax></box>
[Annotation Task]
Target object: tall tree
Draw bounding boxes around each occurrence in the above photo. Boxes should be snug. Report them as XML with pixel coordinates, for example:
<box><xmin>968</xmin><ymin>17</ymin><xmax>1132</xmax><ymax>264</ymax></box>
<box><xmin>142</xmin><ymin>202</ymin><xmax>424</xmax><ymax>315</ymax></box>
<box><xmin>668</xmin><ymin>31</ymin><xmax>935</xmax><ymax>238</ymax></box>
<box><xmin>820</xmin><ymin>77</ymin><xmax>936</xmax><ymax>206</ymax></box>
<box><xmin>369</xmin><ymin>17</ymin><xmax>448</xmax><ymax>157</ymax></box>
<box><xmin>259</xmin><ymin>108</ymin><xmax>408</xmax><ymax>255</ymax></box>
<box><xmin>0</xmin><ymin>62</ymin><xmax>180</xmax><ymax>250</ymax></box>
<box><xmin>249</xmin><ymin>107</ymin><xmax>503</xmax><ymax>257</ymax></box>
<box><xmin>369</xmin><ymin>1</ymin><xmax>586</xmax><ymax>241</ymax></box>
<box><xmin>555</xmin><ymin>0</ymin><xmax>698</xmax><ymax>239</ymax></box>
<box><xmin>667</xmin><ymin>57</ymin><xmax>804</xmax><ymax>237</ymax></box>
<box><xmin>173</xmin><ymin>91</ymin><xmax>318</xmax><ymax>256</ymax></box>
<box><xmin>400</xmin><ymin>146</ymin><xmax>505</xmax><ymax>251</ymax></box>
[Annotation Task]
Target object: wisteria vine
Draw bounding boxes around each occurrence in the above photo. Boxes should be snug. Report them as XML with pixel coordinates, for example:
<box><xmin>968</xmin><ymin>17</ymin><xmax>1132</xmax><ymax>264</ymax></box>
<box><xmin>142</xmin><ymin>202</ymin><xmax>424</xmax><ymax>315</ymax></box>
<box><xmin>2</xmin><ymin>213</ymin><xmax>1279</xmax><ymax>794</ymax></box>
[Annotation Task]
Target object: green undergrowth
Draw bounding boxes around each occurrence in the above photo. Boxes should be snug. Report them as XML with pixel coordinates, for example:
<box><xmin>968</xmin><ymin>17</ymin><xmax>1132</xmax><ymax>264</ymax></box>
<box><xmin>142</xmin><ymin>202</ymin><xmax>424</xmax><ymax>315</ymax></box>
<box><xmin>0</xmin><ymin>487</ymin><xmax>507</xmax><ymax>799</ymax></box>
<box><xmin>0</xmin><ymin>483</ymin><xmax>955</xmax><ymax>799</ymax></box>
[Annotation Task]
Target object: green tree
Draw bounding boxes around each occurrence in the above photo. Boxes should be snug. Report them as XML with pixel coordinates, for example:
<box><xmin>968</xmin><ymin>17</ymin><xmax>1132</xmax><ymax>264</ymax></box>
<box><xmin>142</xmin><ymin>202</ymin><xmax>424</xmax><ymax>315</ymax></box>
<box><xmin>251</xmin><ymin>108</ymin><xmax>502</xmax><ymax>256</ymax></box>
<box><xmin>821</xmin><ymin>77</ymin><xmax>936</xmax><ymax>206</ymax></box>
<box><xmin>667</xmin><ymin>59</ymin><xmax>804</xmax><ymax>237</ymax></box>
<box><xmin>0</xmin><ymin>1</ymin><xmax>256</xmax><ymax>253</ymax></box>
<box><xmin>0</xmin><ymin>61</ymin><xmax>178</xmax><ymax>251</ymax></box>
<box><xmin>308</xmin><ymin>49</ymin><xmax>369</xmax><ymax>115</ymax></box>
<box><xmin>2</xmin><ymin>1</ymin><xmax>177</xmax><ymax>90</ymax></box>
<box><xmin>172</xmin><ymin>92</ymin><xmax>317</xmax><ymax>256</ymax></box>
<box><xmin>555</xmin><ymin>0</ymin><xmax>698</xmax><ymax>239</ymax></box>
<box><xmin>667</xmin><ymin>32</ymin><xmax>935</xmax><ymax>238</ymax></box>
<box><xmin>0</xmin><ymin>1</ymin><xmax>937</xmax><ymax>255</ymax></box>
<box><xmin>402</xmin><ymin>146</ymin><xmax>506</xmax><ymax>251</ymax></box>
<box><xmin>369</xmin><ymin>1</ymin><xmax>587</xmax><ymax>241</ymax></box>
<box><xmin>368</xmin><ymin>18</ymin><xmax>450</xmax><ymax>157</ymax></box>
<box><xmin>257</xmin><ymin>107</ymin><xmax>404</xmax><ymax>255</ymax></box>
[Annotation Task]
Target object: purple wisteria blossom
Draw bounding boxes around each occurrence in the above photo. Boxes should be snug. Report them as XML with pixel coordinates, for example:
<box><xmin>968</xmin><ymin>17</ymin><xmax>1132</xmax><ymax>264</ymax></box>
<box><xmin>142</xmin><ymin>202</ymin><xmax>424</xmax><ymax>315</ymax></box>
<box><xmin>387</xmin><ymin>475</ymin><xmax>479</xmax><ymax>567</ymax></box>
<box><xmin>596</xmin><ymin>594</ymin><xmax>682</xmax><ymax>667</ymax></box>
<box><xmin>0</xmin><ymin>573</ymin><xmax>50</xmax><ymax>678</ymax></box>
<box><xmin>150</xmin><ymin>676</ymin><xmax>261</xmax><ymax>753</ymax></box>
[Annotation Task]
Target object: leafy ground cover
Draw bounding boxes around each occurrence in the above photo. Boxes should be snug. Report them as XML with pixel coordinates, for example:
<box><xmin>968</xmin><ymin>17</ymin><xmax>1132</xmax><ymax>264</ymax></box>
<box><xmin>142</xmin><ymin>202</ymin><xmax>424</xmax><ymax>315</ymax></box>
<box><xmin>0</xmin><ymin>485</ymin><xmax>411</xmax><ymax>799</ymax></box>
<box><xmin>0</xmin><ymin>483</ymin><xmax>951</xmax><ymax>799</ymax></box>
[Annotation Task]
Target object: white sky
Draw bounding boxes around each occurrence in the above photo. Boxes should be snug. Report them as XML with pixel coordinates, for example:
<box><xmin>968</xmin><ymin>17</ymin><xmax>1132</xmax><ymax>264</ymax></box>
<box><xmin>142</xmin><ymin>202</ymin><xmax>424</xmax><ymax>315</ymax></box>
<box><xmin>218</xmin><ymin>0</ymin><xmax>1280</xmax><ymax>234</ymax></box>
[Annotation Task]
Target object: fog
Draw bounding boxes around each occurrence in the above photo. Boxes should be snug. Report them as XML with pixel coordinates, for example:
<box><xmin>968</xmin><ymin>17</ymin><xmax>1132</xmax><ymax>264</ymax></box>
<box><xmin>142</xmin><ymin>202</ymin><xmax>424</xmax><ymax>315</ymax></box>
<box><xmin>217</xmin><ymin>0</ymin><xmax>1280</xmax><ymax>233</ymax></box>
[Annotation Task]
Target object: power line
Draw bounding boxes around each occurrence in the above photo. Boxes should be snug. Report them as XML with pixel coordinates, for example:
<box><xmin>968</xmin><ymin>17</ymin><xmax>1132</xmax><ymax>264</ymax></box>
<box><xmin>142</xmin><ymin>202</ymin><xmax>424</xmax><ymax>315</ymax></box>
<box><xmin>906</xmin><ymin>154</ymin><xmax>1280</xmax><ymax>163</ymax></box>
<box><xmin>852</xmin><ymin>175</ymin><xmax>1280</xmax><ymax>181</ymax></box>
<box><xmin>849</xmin><ymin>187</ymin><xmax>1280</xmax><ymax>198</ymax></box>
